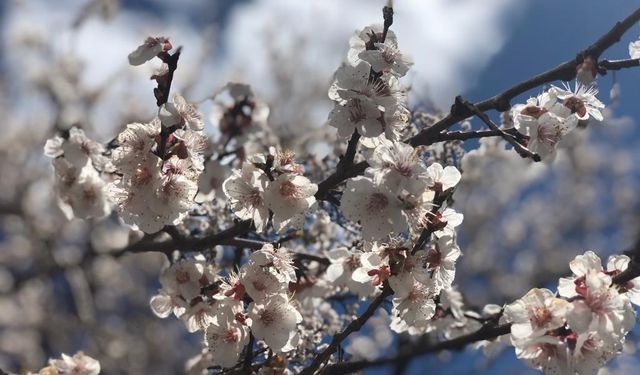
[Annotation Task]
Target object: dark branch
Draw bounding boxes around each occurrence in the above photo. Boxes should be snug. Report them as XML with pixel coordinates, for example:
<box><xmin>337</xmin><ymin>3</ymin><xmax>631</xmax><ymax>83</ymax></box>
<box><xmin>116</xmin><ymin>219</ymin><xmax>254</xmax><ymax>257</ymax></box>
<box><xmin>336</xmin><ymin>130</ymin><xmax>361</xmax><ymax>171</ymax></box>
<box><xmin>300</xmin><ymin>284</ymin><xmax>393</xmax><ymax>375</ymax></box>
<box><xmin>408</xmin><ymin>7</ymin><xmax>640</xmax><ymax>147</ymax></box>
<box><xmin>155</xmin><ymin>47</ymin><xmax>182</xmax><ymax>107</ymax></box>
<box><xmin>458</xmin><ymin>97</ymin><xmax>541</xmax><ymax>162</ymax></box>
<box><xmin>599</xmin><ymin>58</ymin><xmax>640</xmax><ymax>72</ymax></box>
<box><xmin>242</xmin><ymin>333</ymin><xmax>255</xmax><ymax>372</ymax></box>
<box><xmin>323</xmin><ymin>323</ymin><xmax>512</xmax><ymax>374</ymax></box>
<box><xmin>314</xmin><ymin>8</ymin><xmax>640</xmax><ymax>200</ymax></box>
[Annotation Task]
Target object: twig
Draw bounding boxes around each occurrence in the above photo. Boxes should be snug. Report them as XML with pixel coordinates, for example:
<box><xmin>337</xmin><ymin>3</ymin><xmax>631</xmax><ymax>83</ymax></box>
<box><xmin>323</xmin><ymin>323</ymin><xmax>512</xmax><ymax>374</ymax></box>
<box><xmin>599</xmin><ymin>58</ymin><xmax>640</xmax><ymax>72</ymax></box>
<box><xmin>457</xmin><ymin>97</ymin><xmax>541</xmax><ymax>162</ymax></box>
<box><xmin>115</xmin><ymin>220</ymin><xmax>254</xmax><ymax>257</ymax></box>
<box><xmin>155</xmin><ymin>48</ymin><xmax>182</xmax><ymax>107</ymax></box>
<box><xmin>300</xmin><ymin>284</ymin><xmax>393</xmax><ymax>375</ymax></box>
<box><xmin>336</xmin><ymin>130</ymin><xmax>361</xmax><ymax>171</ymax></box>
<box><xmin>242</xmin><ymin>333</ymin><xmax>255</xmax><ymax>372</ymax></box>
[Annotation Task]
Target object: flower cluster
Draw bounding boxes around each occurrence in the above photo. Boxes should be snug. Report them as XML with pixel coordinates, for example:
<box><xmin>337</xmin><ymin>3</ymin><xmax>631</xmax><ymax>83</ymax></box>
<box><xmin>328</xmin><ymin>25</ymin><xmax>412</xmax><ymax>141</ymax></box>
<box><xmin>150</xmin><ymin>244</ymin><xmax>303</xmax><ymax>368</ymax></box>
<box><xmin>44</xmin><ymin>127</ymin><xmax>111</xmax><ymax>219</ymax></box>
<box><xmin>504</xmin><ymin>251</ymin><xmax>638</xmax><ymax>374</ymax></box>
<box><xmin>107</xmin><ymin>94</ymin><xmax>207</xmax><ymax>233</ymax></box>
<box><xmin>36</xmin><ymin>351</ymin><xmax>101</xmax><ymax>375</ymax></box>
<box><xmin>223</xmin><ymin>149</ymin><xmax>318</xmax><ymax>233</ymax></box>
<box><xmin>342</xmin><ymin>140</ymin><xmax>463</xmax><ymax>240</ymax></box>
<box><xmin>511</xmin><ymin>83</ymin><xmax>604</xmax><ymax>161</ymax></box>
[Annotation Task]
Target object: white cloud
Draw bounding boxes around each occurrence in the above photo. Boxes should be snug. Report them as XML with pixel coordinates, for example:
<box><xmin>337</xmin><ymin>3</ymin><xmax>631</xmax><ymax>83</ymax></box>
<box><xmin>220</xmin><ymin>0</ymin><xmax>525</xmax><ymax>109</ymax></box>
<box><xmin>2</xmin><ymin>0</ymin><xmax>525</xmax><ymax>137</ymax></box>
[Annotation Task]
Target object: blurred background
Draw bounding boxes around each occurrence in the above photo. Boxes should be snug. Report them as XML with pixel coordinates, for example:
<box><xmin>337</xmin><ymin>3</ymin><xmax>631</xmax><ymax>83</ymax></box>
<box><xmin>1</xmin><ymin>0</ymin><xmax>640</xmax><ymax>374</ymax></box>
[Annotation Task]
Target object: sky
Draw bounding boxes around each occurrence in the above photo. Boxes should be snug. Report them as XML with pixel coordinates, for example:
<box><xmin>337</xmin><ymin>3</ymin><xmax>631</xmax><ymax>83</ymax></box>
<box><xmin>2</xmin><ymin>0</ymin><xmax>640</xmax><ymax>374</ymax></box>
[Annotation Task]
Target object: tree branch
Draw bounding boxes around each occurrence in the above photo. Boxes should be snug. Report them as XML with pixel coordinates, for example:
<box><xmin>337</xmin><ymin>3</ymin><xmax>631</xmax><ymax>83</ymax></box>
<box><xmin>322</xmin><ymin>246</ymin><xmax>640</xmax><ymax>374</ymax></box>
<box><xmin>323</xmin><ymin>323</ymin><xmax>512</xmax><ymax>374</ymax></box>
<box><xmin>408</xmin><ymin>7</ymin><xmax>640</xmax><ymax>147</ymax></box>
<box><xmin>300</xmin><ymin>284</ymin><xmax>393</xmax><ymax>375</ymax></box>
<box><xmin>458</xmin><ymin>96</ymin><xmax>541</xmax><ymax>161</ymax></box>
<box><xmin>599</xmin><ymin>58</ymin><xmax>640</xmax><ymax>72</ymax></box>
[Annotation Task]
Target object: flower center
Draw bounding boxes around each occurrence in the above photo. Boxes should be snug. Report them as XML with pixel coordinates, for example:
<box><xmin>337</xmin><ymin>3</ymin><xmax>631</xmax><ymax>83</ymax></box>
<box><xmin>223</xmin><ymin>328</ymin><xmax>239</xmax><ymax>344</ymax></box>
<box><xmin>83</xmin><ymin>187</ymin><xmax>97</xmax><ymax>203</ymax></box>
<box><xmin>279</xmin><ymin>180</ymin><xmax>299</xmax><ymax>200</ymax></box>
<box><xmin>348</xmin><ymin>98</ymin><xmax>367</xmax><ymax>124</ymax></box>
<box><xmin>248</xmin><ymin>189</ymin><xmax>263</xmax><ymax>206</ymax></box>
<box><xmin>259</xmin><ymin>309</ymin><xmax>276</xmax><ymax>326</ymax></box>
<box><xmin>531</xmin><ymin>306</ymin><xmax>552</xmax><ymax>327</ymax></box>
<box><xmin>424</xmin><ymin>246</ymin><xmax>441</xmax><ymax>270</ymax></box>
<box><xmin>175</xmin><ymin>270</ymin><xmax>190</xmax><ymax>284</ymax></box>
<box><xmin>367</xmin><ymin>193</ymin><xmax>389</xmax><ymax>212</ymax></box>
<box><xmin>520</xmin><ymin>105</ymin><xmax>547</xmax><ymax>119</ymax></box>
<box><xmin>536</xmin><ymin>124</ymin><xmax>562</xmax><ymax>146</ymax></box>
<box><xmin>134</xmin><ymin>166</ymin><xmax>153</xmax><ymax>186</ymax></box>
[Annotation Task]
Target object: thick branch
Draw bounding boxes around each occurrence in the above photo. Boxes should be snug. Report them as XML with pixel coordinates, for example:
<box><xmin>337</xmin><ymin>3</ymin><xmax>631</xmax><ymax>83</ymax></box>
<box><xmin>300</xmin><ymin>284</ymin><xmax>393</xmax><ymax>375</ymax></box>
<box><xmin>117</xmin><ymin>220</ymin><xmax>253</xmax><ymax>257</ymax></box>
<box><xmin>315</xmin><ymin>161</ymin><xmax>368</xmax><ymax>202</ymax></box>
<box><xmin>324</xmin><ymin>323</ymin><xmax>512</xmax><ymax>374</ymax></box>
<box><xmin>408</xmin><ymin>7</ymin><xmax>640</xmax><ymax>147</ymax></box>
<box><xmin>336</xmin><ymin>130</ymin><xmax>361</xmax><ymax>171</ymax></box>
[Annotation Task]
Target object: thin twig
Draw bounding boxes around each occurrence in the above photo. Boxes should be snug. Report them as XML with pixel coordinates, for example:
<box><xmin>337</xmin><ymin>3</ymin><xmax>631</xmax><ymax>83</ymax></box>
<box><xmin>458</xmin><ymin>97</ymin><xmax>541</xmax><ymax>162</ymax></box>
<box><xmin>242</xmin><ymin>333</ymin><xmax>255</xmax><ymax>372</ymax></box>
<box><xmin>300</xmin><ymin>284</ymin><xmax>393</xmax><ymax>375</ymax></box>
<box><xmin>599</xmin><ymin>58</ymin><xmax>640</xmax><ymax>72</ymax></box>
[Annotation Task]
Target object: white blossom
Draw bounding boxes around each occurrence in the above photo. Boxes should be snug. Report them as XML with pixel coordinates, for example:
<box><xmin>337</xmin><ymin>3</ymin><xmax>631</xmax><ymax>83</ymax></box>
<box><xmin>606</xmin><ymin>255</ymin><xmax>640</xmax><ymax>306</ymax></box>
<box><xmin>425</xmin><ymin>163</ymin><xmax>462</xmax><ymax>193</ymax></box>
<box><xmin>629</xmin><ymin>39</ymin><xmax>640</xmax><ymax>59</ymax></box>
<box><xmin>264</xmin><ymin>173</ymin><xmax>317</xmax><ymax>232</ymax></box>
<box><xmin>223</xmin><ymin>163</ymin><xmax>270</xmax><ymax>232</ymax></box>
<box><xmin>249</xmin><ymin>244</ymin><xmax>297</xmax><ymax>284</ymax></box>
<box><xmin>341</xmin><ymin>176</ymin><xmax>407</xmax><ymax>241</ymax></box>
<box><xmin>413</xmin><ymin>235</ymin><xmax>461</xmax><ymax>290</ymax></box>
<box><xmin>159</xmin><ymin>259</ymin><xmax>204</xmax><ymax>302</ymax></box>
<box><xmin>503</xmin><ymin>288</ymin><xmax>569</xmax><ymax>340</ymax></box>
<box><xmin>159</xmin><ymin>93</ymin><xmax>204</xmax><ymax>131</ymax></box>
<box><xmin>49</xmin><ymin>352</ymin><xmax>101</xmax><ymax>375</ymax></box>
<box><xmin>366</xmin><ymin>140</ymin><xmax>427</xmax><ymax>195</ymax></box>
<box><xmin>359</xmin><ymin>39</ymin><xmax>413</xmax><ymax>77</ymax></box>
<box><xmin>240</xmin><ymin>261</ymin><xmax>289</xmax><ymax>302</ymax></box>
<box><xmin>551</xmin><ymin>83</ymin><xmax>605</xmax><ymax>122</ymax></box>
<box><xmin>247</xmin><ymin>294</ymin><xmax>302</xmax><ymax>353</ymax></box>
<box><xmin>351</xmin><ymin>251</ymin><xmax>390</xmax><ymax>288</ymax></box>
<box><xmin>324</xmin><ymin>247</ymin><xmax>377</xmax><ymax>297</ymax></box>
<box><xmin>128</xmin><ymin>36</ymin><xmax>172</xmax><ymax>66</ymax></box>
<box><xmin>205</xmin><ymin>318</ymin><xmax>250</xmax><ymax>368</ymax></box>
<box><xmin>391</xmin><ymin>279</ymin><xmax>437</xmax><ymax>333</ymax></box>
